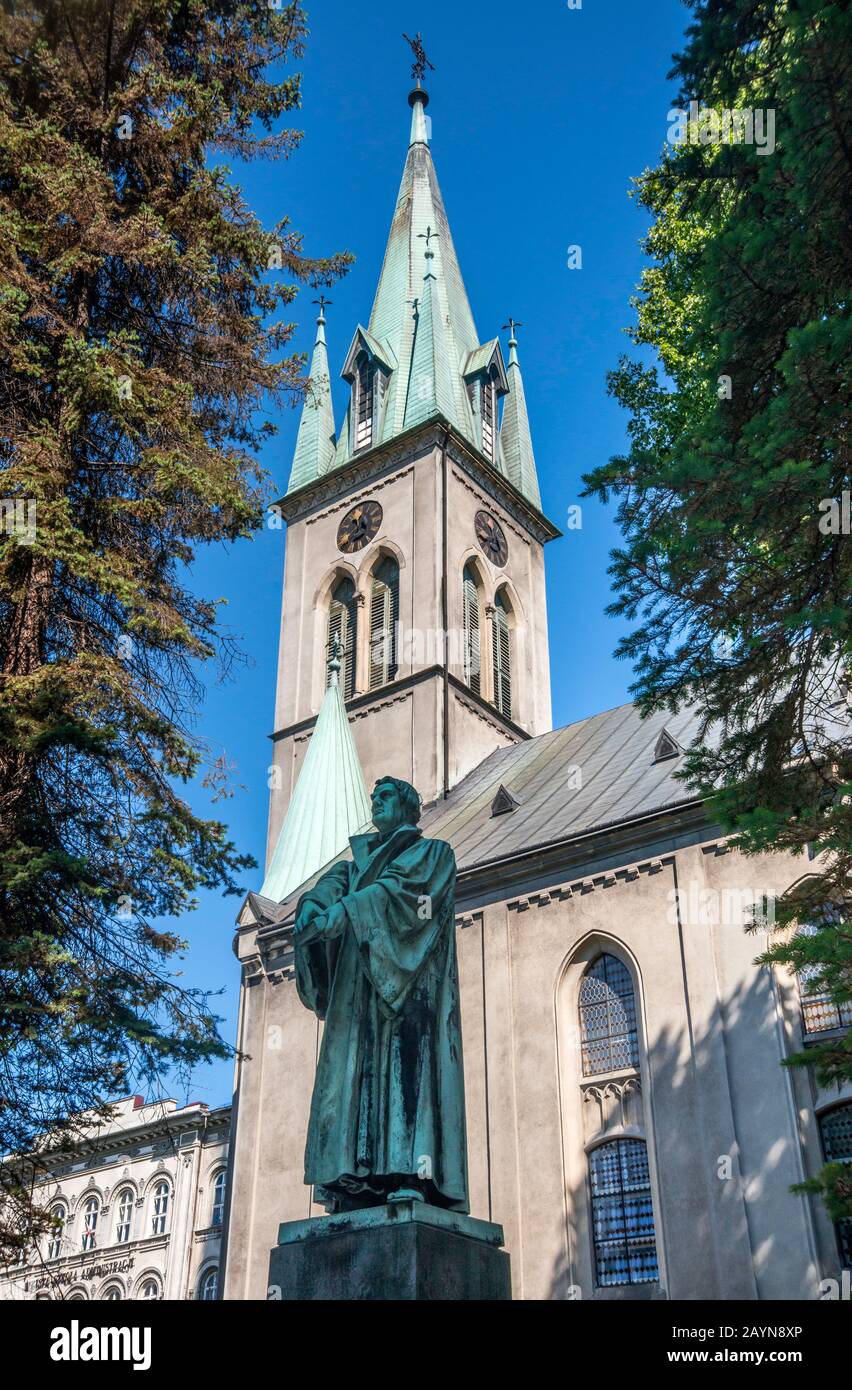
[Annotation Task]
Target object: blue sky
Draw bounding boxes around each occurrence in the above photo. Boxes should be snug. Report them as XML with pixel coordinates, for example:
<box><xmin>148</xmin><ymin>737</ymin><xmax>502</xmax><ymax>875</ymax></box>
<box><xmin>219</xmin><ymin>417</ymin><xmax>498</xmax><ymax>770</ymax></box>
<box><xmin>166</xmin><ymin>0</ymin><xmax>690</xmax><ymax>1109</ymax></box>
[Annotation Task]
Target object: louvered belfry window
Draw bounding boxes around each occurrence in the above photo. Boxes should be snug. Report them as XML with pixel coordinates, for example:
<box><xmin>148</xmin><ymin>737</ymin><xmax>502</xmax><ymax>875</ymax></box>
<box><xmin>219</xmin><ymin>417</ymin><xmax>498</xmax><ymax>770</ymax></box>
<box><xmin>327</xmin><ymin>577</ymin><xmax>357</xmax><ymax>700</ymax></box>
<box><xmin>369</xmin><ymin>556</ymin><xmax>399</xmax><ymax>690</ymax></box>
<box><xmin>579</xmin><ymin>954</ymin><xmax>640</xmax><ymax>1076</ymax></box>
<box><xmin>589</xmin><ymin>1139</ymin><xmax>660</xmax><ymax>1287</ymax></box>
<box><xmin>462</xmin><ymin>564</ymin><xmax>481</xmax><ymax>695</ymax></box>
<box><xmin>354</xmin><ymin>352</ymin><xmax>374</xmax><ymax>452</ymax></box>
<box><xmin>819</xmin><ymin>1104</ymin><xmax>852</xmax><ymax>1266</ymax></box>
<box><xmin>491</xmin><ymin>591</ymin><xmax>512</xmax><ymax>718</ymax></box>
<box><xmin>481</xmin><ymin>373</ymin><xmax>495</xmax><ymax>460</ymax></box>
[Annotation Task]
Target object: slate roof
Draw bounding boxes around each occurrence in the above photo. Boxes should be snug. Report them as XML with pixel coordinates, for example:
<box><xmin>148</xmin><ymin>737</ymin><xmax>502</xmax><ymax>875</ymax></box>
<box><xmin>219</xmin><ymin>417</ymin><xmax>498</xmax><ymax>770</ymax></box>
<box><xmin>419</xmin><ymin>700</ymin><xmax>706</xmax><ymax>872</ymax></box>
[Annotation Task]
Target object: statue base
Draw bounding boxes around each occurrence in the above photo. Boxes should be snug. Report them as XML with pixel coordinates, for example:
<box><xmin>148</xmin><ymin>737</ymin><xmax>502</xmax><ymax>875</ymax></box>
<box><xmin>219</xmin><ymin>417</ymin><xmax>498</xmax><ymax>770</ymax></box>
<box><xmin>268</xmin><ymin>1200</ymin><xmax>512</xmax><ymax>1301</ymax></box>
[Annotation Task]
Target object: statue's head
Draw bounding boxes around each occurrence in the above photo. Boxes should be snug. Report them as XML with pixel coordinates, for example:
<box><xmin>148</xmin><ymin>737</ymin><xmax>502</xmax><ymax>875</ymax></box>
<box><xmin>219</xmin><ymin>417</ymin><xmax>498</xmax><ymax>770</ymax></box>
<box><xmin>371</xmin><ymin>777</ymin><xmax>421</xmax><ymax>838</ymax></box>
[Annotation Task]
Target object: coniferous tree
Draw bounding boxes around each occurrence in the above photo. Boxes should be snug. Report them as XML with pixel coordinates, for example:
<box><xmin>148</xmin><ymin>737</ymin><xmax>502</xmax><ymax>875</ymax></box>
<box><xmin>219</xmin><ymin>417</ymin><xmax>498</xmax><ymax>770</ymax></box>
<box><xmin>583</xmin><ymin>0</ymin><xmax>851</xmax><ymax>1220</ymax></box>
<box><xmin>0</xmin><ymin>0</ymin><xmax>350</xmax><ymax>1259</ymax></box>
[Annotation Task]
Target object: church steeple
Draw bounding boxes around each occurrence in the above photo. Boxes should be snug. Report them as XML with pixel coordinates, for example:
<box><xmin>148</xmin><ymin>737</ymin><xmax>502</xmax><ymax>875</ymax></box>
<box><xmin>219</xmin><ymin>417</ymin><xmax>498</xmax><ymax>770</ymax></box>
<box><xmin>403</xmin><ymin>226</ymin><xmax>456</xmax><ymax>430</ymax></box>
<box><xmin>499</xmin><ymin>320</ymin><xmax>542</xmax><ymax>510</ymax></box>
<box><xmin>286</xmin><ymin>298</ymin><xmax>336</xmax><ymax>493</ymax></box>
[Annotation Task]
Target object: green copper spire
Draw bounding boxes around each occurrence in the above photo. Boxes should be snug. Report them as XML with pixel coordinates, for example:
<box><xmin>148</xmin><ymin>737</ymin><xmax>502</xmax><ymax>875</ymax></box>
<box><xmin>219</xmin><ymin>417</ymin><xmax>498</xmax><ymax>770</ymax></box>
<box><xmin>260</xmin><ymin>636</ymin><xmax>371</xmax><ymax>903</ymax></box>
<box><xmin>403</xmin><ymin>227</ymin><xmax>456</xmax><ymax>430</ymax></box>
<box><xmin>499</xmin><ymin>320</ymin><xmax>542</xmax><ymax>510</ymax></box>
<box><xmin>286</xmin><ymin>299</ymin><xmax>336</xmax><ymax>493</ymax></box>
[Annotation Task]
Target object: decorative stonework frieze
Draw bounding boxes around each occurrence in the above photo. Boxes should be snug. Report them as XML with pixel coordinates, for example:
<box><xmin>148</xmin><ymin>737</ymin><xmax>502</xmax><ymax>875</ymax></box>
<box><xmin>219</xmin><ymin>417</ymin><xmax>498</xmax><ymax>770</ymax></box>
<box><xmin>450</xmin><ymin>468</ymin><xmax>530</xmax><ymax>547</ymax></box>
<box><xmin>506</xmin><ymin>855</ymin><xmax>676</xmax><ymax>913</ymax></box>
<box><xmin>305</xmin><ymin>465</ymin><xmax>414</xmax><ymax>526</ymax></box>
<box><xmin>581</xmin><ymin>1074</ymin><xmax>643</xmax><ymax>1145</ymax></box>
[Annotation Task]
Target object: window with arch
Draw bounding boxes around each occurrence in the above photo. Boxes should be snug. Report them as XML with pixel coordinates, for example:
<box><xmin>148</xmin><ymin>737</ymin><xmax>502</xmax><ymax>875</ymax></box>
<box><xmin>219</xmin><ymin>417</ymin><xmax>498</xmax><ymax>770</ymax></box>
<box><xmin>211</xmin><ymin>1171</ymin><xmax>227</xmax><ymax>1228</ymax></box>
<box><xmin>327</xmin><ymin>577</ymin><xmax>357</xmax><ymax>701</ymax></box>
<box><xmin>102</xmin><ymin>1284</ymin><xmax>123</xmax><ymax>1301</ymax></box>
<box><xmin>589</xmin><ymin>1138</ymin><xmax>659</xmax><ymax>1286</ymax></box>
<box><xmin>81</xmin><ymin>1196</ymin><xmax>99</xmax><ymax>1251</ymax></box>
<box><xmin>579</xmin><ymin>954</ymin><xmax>640</xmax><ymax>1076</ymax></box>
<box><xmin>354</xmin><ymin>352</ymin><xmax>374</xmax><ymax>452</ymax></box>
<box><xmin>199</xmin><ymin>1266</ymin><xmax>219</xmax><ymax>1301</ymax></box>
<box><xmin>369</xmin><ymin>556</ymin><xmax>399</xmax><ymax>690</ymax></box>
<box><xmin>115</xmin><ymin>1189</ymin><xmax>133</xmax><ymax>1244</ymax></box>
<box><xmin>462</xmin><ymin>564</ymin><xmax>481</xmax><ymax>696</ymax></box>
<box><xmin>138</xmin><ymin>1278</ymin><xmax>160</xmax><ymax>1301</ymax></box>
<box><xmin>798</xmin><ymin>921</ymin><xmax>852</xmax><ymax>1035</ymax></box>
<box><xmin>150</xmin><ymin>1181</ymin><xmax>170</xmax><ymax>1236</ymax></box>
<box><xmin>491</xmin><ymin>591</ymin><xmax>512</xmax><ymax>718</ymax></box>
<box><xmin>818</xmin><ymin>1103</ymin><xmax>852</xmax><ymax>1267</ymax></box>
<box><xmin>47</xmin><ymin>1205</ymin><xmax>66</xmax><ymax>1261</ymax></box>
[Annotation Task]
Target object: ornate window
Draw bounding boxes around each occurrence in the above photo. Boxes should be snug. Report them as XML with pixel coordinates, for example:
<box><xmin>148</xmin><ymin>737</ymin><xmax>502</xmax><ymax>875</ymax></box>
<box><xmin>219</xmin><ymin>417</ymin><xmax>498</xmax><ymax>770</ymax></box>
<box><xmin>102</xmin><ymin>1284</ymin><xmax>123</xmax><ymax>1301</ymax></box>
<box><xmin>115</xmin><ymin>1189</ymin><xmax>133</xmax><ymax>1244</ymax></box>
<box><xmin>138</xmin><ymin>1278</ymin><xmax>160</xmax><ymax>1300</ymax></box>
<box><xmin>579</xmin><ymin>954</ymin><xmax>640</xmax><ymax>1076</ymax></box>
<box><xmin>491</xmin><ymin>591</ymin><xmax>512</xmax><ymax>718</ymax></box>
<box><xmin>589</xmin><ymin>1138</ymin><xmax>659</xmax><ymax>1287</ymax></box>
<box><xmin>81</xmin><ymin>1196</ymin><xmax>99</xmax><ymax>1251</ymax></box>
<box><xmin>199</xmin><ymin>1267</ymin><xmax>219</xmax><ymax>1301</ymax></box>
<box><xmin>369</xmin><ymin>556</ymin><xmax>399</xmax><ymax>690</ymax></box>
<box><xmin>354</xmin><ymin>352</ymin><xmax>374</xmax><ymax>452</ymax></box>
<box><xmin>462</xmin><ymin>564</ymin><xmax>481</xmax><ymax>696</ymax></box>
<box><xmin>327</xmin><ymin>577</ymin><xmax>358</xmax><ymax>701</ymax></box>
<box><xmin>150</xmin><ymin>1181</ymin><xmax>170</xmax><ymax>1236</ymax></box>
<box><xmin>818</xmin><ymin>1104</ymin><xmax>852</xmax><ymax>1267</ymax></box>
<box><xmin>211</xmin><ymin>1171</ymin><xmax>227</xmax><ymax>1228</ymax></box>
<box><xmin>47</xmin><ymin>1205</ymin><xmax>65</xmax><ymax>1261</ymax></box>
<box><xmin>798</xmin><ymin>922</ymin><xmax>852</xmax><ymax>1035</ymax></box>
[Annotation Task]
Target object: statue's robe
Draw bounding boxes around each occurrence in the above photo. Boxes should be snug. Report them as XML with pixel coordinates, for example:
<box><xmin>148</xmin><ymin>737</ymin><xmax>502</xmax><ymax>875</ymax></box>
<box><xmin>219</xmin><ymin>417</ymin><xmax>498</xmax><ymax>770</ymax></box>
<box><xmin>293</xmin><ymin>825</ymin><xmax>468</xmax><ymax>1212</ymax></box>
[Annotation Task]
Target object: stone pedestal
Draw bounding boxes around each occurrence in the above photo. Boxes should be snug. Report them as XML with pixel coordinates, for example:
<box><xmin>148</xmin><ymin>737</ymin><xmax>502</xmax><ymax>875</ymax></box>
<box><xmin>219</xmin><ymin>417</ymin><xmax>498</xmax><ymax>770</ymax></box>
<box><xmin>267</xmin><ymin>1201</ymin><xmax>511</xmax><ymax>1301</ymax></box>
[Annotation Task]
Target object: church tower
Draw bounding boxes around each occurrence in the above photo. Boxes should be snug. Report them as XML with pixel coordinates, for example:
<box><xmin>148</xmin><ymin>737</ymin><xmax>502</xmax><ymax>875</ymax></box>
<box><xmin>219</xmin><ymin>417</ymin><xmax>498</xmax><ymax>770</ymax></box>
<box><xmin>267</xmin><ymin>82</ymin><xmax>559</xmax><ymax>864</ymax></box>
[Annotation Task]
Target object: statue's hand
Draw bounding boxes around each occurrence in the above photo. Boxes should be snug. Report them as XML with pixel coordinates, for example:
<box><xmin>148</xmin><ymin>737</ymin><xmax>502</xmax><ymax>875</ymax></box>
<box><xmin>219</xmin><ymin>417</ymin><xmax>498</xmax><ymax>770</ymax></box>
<box><xmin>312</xmin><ymin>900</ymin><xmax>346</xmax><ymax>938</ymax></box>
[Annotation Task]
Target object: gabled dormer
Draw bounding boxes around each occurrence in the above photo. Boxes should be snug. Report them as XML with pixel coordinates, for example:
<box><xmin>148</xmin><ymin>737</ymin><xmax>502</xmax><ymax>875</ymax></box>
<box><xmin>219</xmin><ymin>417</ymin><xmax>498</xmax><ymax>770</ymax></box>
<box><xmin>463</xmin><ymin>339</ymin><xmax>509</xmax><ymax>468</ymax></box>
<box><xmin>341</xmin><ymin>325</ymin><xmax>396</xmax><ymax>456</ymax></box>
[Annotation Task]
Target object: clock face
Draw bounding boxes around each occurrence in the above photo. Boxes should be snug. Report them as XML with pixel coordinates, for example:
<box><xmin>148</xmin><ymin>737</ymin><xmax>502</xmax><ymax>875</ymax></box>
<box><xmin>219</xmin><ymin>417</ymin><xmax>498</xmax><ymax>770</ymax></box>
<box><xmin>337</xmin><ymin>500</ymin><xmax>383</xmax><ymax>553</ymax></box>
<box><xmin>474</xmin><ymin>510</ymin><xmax>508</xmax><ymax>567</ymax></box>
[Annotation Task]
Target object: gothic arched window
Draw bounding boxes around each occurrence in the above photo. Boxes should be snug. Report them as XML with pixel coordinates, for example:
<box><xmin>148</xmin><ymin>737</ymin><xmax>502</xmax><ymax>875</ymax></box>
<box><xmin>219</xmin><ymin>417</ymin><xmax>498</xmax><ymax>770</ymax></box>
<box><xmin>150</xmin><ymin>1181</ymin><xmax>170</xmax><ymax>1236</ymax></box>
<box><xmin>115</xmin><ymin>1188</ymin><xmax>133</xmax><ymax>1244</ymax></box>
<box><xmin>211</xmin><ymin>1171</ymin><xmax>227</xmax><ymax>1228</ymax></box>
<box><xmin>199</xmin><ymin>1266</ymin><xmax>219</xmax><ymax>1301</ymax></box>
<box><xmin>354</xmin><ymin>352</ymin><xmax>374</xmax><ymax>452</ymax></box>
<box><xmin>579</xmin><ymin>954</ymin><xmax>639</xmax><ymax>1076</ymax></box>
<box><xmin>818</xmin><ymin>1103</ymin><xmax>852</xmax><ymax>1267</ymax></box>
<box><xmin>327</xmin><ymin>577</ymin><xmax>357</xmax><ymax>701</ymax></box>
<box><xmin>47</xmin><ymin>1205</ymin><xmax>65</xmax><ymax>1261</ymax></box>
<box><xmin>369</xmin><ymin>556</ymin><xmax>399</xmax><ymax>690</ymax></box>
<box><xmin>491</xmin><ymin>590</ymin><xmax>512</xmax><ymax>718</ymax></box>
<box><xmin>589</xmin><ymin>1138</ymin><xmax>659</xmax><ymax>1287</ymax></box>
<box><xmin>81</xmin><ymin>1196</ymin><xmax>99</xmax><ymax>1251</ymax></box>
<box><xmin>462</xmin><ymin>564</ymin><xmax>481</xmax><ymax>696</ymax></box>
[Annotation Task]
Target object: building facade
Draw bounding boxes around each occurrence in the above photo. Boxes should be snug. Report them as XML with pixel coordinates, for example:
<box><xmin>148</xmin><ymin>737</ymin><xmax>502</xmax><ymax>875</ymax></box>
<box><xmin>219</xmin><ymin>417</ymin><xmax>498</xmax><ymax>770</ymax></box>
<box><xmin>220</xmin><ymin>81</ymin><xmax>852</xmax><ymax>1301</ymax></box>
<box><xmin>0</xmin><ymin>1097</ymin><xmax>230</xmax><ymax>1302</ymax></box>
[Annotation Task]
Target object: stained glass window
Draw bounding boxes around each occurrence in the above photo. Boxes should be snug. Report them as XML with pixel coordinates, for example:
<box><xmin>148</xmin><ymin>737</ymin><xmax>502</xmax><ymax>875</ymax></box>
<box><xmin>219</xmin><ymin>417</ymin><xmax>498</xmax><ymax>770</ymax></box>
<box><xmin>589</xmin><ymin>1138</ymin><xmax>659</xmax><ymax>1287</ymax></box>
<box><xmin>579</xmin><ymin>954</ymin><xmax>639</xmax><ymax>1076</ymax></box>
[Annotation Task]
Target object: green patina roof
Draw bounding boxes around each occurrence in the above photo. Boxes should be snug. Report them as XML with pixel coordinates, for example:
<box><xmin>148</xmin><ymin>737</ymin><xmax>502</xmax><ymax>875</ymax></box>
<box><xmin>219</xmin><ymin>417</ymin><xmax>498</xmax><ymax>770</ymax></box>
<box><xmin>499</xmin><ymin>333</ymin><xmax>541</xmax><ymax>511</ymax></box>
<box><xmin>260</xmin><ymin>656</ymin><xmax>371</xmax><ymax>904</ymax></box>
<box><xmin>284</xmin><ymin>89</ymin><xmax>542</xmax><ymax>512</ymax></box>
<box><xmin>286</xmin><ymin>311</ymin><xmax>336</xmax><ymax>493</ymax></box>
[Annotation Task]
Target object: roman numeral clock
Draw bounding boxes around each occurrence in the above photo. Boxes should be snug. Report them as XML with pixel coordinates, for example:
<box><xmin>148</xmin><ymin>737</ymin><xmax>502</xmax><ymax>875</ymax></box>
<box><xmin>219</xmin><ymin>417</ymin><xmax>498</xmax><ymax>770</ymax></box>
<box><xmin>337</xmin><ymin>500</ymin><xmax>383</xmax><ymax>553</ymax></box>
<box><xmin>475</xmin><ymin>509</ymin><xmax>508</xmax><ymax>567</ymax></box>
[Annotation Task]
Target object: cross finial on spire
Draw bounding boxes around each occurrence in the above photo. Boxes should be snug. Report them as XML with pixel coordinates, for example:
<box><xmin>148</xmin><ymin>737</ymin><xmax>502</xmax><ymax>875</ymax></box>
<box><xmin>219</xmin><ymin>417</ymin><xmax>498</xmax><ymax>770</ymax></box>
<box><xmin>418</xmin><ymin>226</ymin><xmax>438</xmax><ymax>281</ymax></box>
<box><xmin>313</xmin><ymin>294</ymin><xmax>332</xmax><ymax>319</ymax></box>
<box><xmin>403</xmin><ymin>32</ymin><xmax>435</xmax><ymax>85</ymax></box>
<box><xmin>502</xmin><ymin>317</ymin><xmax>523</xmax><ymax>343</ymax></box>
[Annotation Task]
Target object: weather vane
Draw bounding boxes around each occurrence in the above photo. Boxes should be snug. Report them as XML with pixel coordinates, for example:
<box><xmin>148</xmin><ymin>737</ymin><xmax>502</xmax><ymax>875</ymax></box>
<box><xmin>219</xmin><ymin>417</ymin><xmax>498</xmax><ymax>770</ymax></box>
<box><xmin>403</xmin><ymin>32</ymin><xmax>435</xmax><ymax>84</ymax></box>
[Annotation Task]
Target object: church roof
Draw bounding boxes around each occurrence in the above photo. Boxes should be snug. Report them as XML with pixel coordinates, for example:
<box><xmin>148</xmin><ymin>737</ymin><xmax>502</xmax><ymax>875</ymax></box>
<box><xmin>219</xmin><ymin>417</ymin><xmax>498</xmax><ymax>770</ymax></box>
<box><xmin>259</xmin><ymin>649</ymin><xmax>372</xmax><ymax>903</ymax></box>
<box><xmin>419</xmin><ymin>701</ymin><xmax>706</xmax><ymax>873</ymax></box>
<box><xmin>286</xmin><ymin>308</ymin><xmax>336</xmax><ymax>492</ymax></box>
<box><xmin>499</xmin><ymin>329</ymin><xmax>541</xmax><ymax>511</ymax></box>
